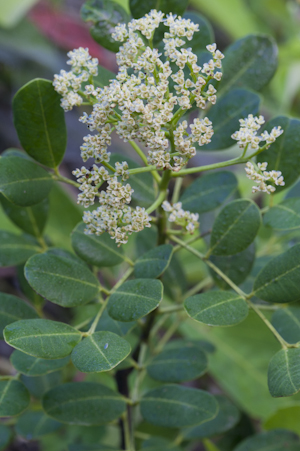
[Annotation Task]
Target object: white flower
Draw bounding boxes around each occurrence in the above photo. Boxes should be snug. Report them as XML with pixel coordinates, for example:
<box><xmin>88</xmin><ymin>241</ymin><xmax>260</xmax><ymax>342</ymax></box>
<box><xmin>245</xmin><ymin>161</ymin><xmax>285</xmax><ymax>194</ymax></box>
<box><xmin>162</xmin><ymin>201</ymin><xmax>199</xmax><ymax>233</ymax></box>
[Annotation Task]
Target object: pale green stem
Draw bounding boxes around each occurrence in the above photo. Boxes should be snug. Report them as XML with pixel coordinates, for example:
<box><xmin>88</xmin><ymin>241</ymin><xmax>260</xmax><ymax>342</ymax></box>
<box><xmin>128</xmin><ymin>140</ymin><xmax>161</xmax><ymax>183</ymax></box>
<box><xmin>171</xmin><ymin>177</ymin><xmax>183</xmax><ymax>204</ymax></box>
<box><xmin>158</xmin><ymin>304</ymin><xmax>184</xmax><ymax>314</ymax></box>
<box><xmin>172</xmin><ymin>156</ymin><xmax>245</xmax><ymax>177</ymax></box>
<box><xmin>128</xmin><ymin>166</ymin><xmax>157</xmax><ymax>175</ymax></box>
<box><xmin>111</xmin><ymin>267</ymin><xmax>134</xmax><ymax>294</ymax></box>
<box><xmin>155</xmin><ymin>316</ymin><xmax>183</xmax><ymax>354</ymax></box>
<box><xmin>123</xmin><ymin>410</ymin><xmax>134</xmax><ymax>451</ymax></box>
<box><xmin>52</xmin><ymin>173</ymin><xmax>80</xmax><ymax>188</ymax></box>
<box><xmin>102</xmin><ymin>161</ymin><xmax>116</xmax><ymax>172</ymax></box>
<box><xmin>146</xmin><ymin>190</ymin><xmax>168</xmax><ymax>215</ymax></box>
<box><xmin>87</xmin><ymin>297</ymin><xmax>109</xmax><ymax>335</ymax></box>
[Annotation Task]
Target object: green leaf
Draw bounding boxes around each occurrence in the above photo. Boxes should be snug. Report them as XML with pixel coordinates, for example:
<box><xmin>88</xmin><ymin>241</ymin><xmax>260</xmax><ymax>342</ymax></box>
<box><xmin>0</xmin><ymin>424</ymin><xmax>12</xmax><ymax>451</ymax></box>
<box><xmin>209</xmin><ymin>244</ymin><xmax>255</xmax><ymax>290</ymax></box>
<box><xmin>13</xmin><ymin>78</ymin><xmax>66</xmax><ymax>168</ymax></box>
<box><xmin>0</xmin><ymin>293</ymin><xmax>38</xmax><ymax>336</ymax></box>
<box><xmin>253</xmin><ymin>244</ymin><xmax>300</xmax><ymax>303</ymax></box>
<box><xmin>180</xmin><ymin>171</ymin><xmax>238</xmax><ymax>215</ymax></box>
<box><xmin>81</xmin><ymin>0</ymin><xmax>129</xmax><ymax>52</ymax></box>
<box><xmin>264</xmin><ymin>198</ymin><xmax>300</xmax><ymax>230</ymax></box>
<box><xmin>134</xmin><ymin>245</ymin><xmax>173</xmax><ymax>279</ymax></box>
<box><xmin>183</xmin><ymin>12</ymin><xmax>214</xmax><ymax>52</ymax></box>
<box><xmin>0</xmin><ymin>156</ymin><xmax>53</xmax><ymax>206</ymax></box>
<box><xmin>0</xmin><ymin>195</ymin><xmax>49</xmax><ymax>237</ymax></box>
<box><xmin>16</xmin><ymin>411</ymin><xmax>62</xmax><ymax>439</ymax></box>
<box><xmin>142</xmin><ymin>437</ymin><xmax>182</xmax><ymax>451</ymax></box>
<box><xmin>71</xmin><ymin>331</ymin><xmax>131</xmax><ymax>373</ymax></box>
<box><xmin>130</xmin><ymin>0</ymin><xmax>188</xmax><ymax>18</ymax></box>
<box><xmin>200</xmin><ymin>89</ymin><xmax>260</xmax><ymax>151</ymax></box>
<box><xmin>219</xmin><ymin>34</ymin><xmax>277</xmax><ymax>96</ymax></box>
<box><xmin>93</xmin><ymin>65</ymin><xmax>116</xmax><ymax>89</ymax></box>
<box><xmin>11</xmin><ymin>350</ymin><xmax>70</xmax><ymax>376</ymax></box>
<box><xmin>210</xmin><ymin>199</ymin><xmax>261</xmax><ymax>256</ymax></box>
<box><xmin>72</xmin><ymin>222</ymin><xmax>125</xmax><ymax>267</ymax></box>
<box><xmin>96</xmin><ymin>309</ymin><xmax>135</xmax><ymax>337</ymax></box>
<box><xmin>16</xmin><ymin>264</ymin><xmax>44</xmax><ymax>308</ymax></box>
<box><xmin>146</xmin><ymin>344</ymin><xmax>208</xmax><ymax>382</ymax></box>
<box><xmin>0</xmin><ymin>379</ymin><xmax>30</xmax><ymax>417</ymax></box>
<box><xmin>44</xmin><ymin>183</ymin><xmax>82</xmax><ymax>251</ymax></box>
<box><xmin>184</xmin><ymin>291</ymin><xmax>248</xmax><ymax>327</ymax></box>
<box><xmin>21</xmin><ymin>371</ymin><xmax>62</xmax><ymax>399</ymax></box>
<box><xmin>43</xmin><ymin>382</ymin><xmax>126</xmax><ymax>425</ymax></box>
<box><xmin>268</xmin><ymin>348</ymin><xmax>300</xmax><ymax>397</ymax></box>
<box><xmin>183</xmin><ymin>395</ymin><xmax>240</xmax><ymax>439</ymax></box>
<box><xmin>4</xmin><ymin>319</ymin><xmax>82</xmax><ymax>359</ymax></box>
<box><xmin>272</xmin><ymin>307</ymin><xmax>300</xmax><ymax>345</ymax></box>
<box><xmin>257</xmin><ymin>117</ymin><xmax>300</xmax><ymax>190</ymax></box>
<box><xmin>108</xmin><ymin>279</ymin><xmax>163</xmax><ymax>322</ymax></box>
<box><xmin>140</xmin><ymin>385</ymin><xmax>218</xmax><ymax>428</ymax></box>
<box><xmin>24</xmin><ymin>249</ymin><xmax>100</xmax><ymax>308</ymax></box>
<box><xmin>264</xmin><ymin>406</ymin><xmax>300</xmax><ymax>436</ymax></box>
<box><xmin>233</xmin><ymin>429</ymin><xmax>300</xmax><ymax>451</ymax></box>
<box><xmin>0</xmin><ymin>231</ymin><xmax>41</xmax><ymax>267</ymax></box>
<box><xmin>110</xmin><ymin>154</ymin><xmax>155</xmax><ymax>207</ymax></box>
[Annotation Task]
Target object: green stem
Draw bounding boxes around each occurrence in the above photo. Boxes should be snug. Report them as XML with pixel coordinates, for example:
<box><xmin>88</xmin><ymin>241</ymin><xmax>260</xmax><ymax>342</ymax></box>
<box><xmin>52</xmin><ymin>173</ymin><xmax>80</xmax><ymax>188</ymax></box>
<box><xmin>158</xmin><ymin>304</ymin><xmax>184</xmax><ymax>314</ymax></box>
<box><xmin>183</xmin><ymin>276</ymin><xmax>213</xmax><ymax>300</ymax></box>
<box><xmin>146</xmin><ymin>190</ymin><xmax>167</xmax><ymax>214</ymax></box>
<box><xmin>172</xmin><ymin>156</ymin><xmax>247</xmax><ymax>177</ymax></box>
<box><xmin>171</xmin><ymin>177</ymin><xmax>183</xmax><ymax>204</ymax></box>
<box><xmin>87</xmin><ymin>298</ymin><xmax>109</xmax><ymax>335</ymax></box>
<box><xmin>128</xmin><ymin>140</ymin><xmax>161</xmax><ymax>183</ymax></box>
<box><xmin>128</xmin><ymin>166</ymin><xmax>157</xmax><ymax>175</ymax></box>
<box><xmin>155</xmin><ymin>316</ymin><xmax>183</xmax><ymax>353</ymax></box>
<box><xmin>102</xmin><ymin>161</ymin><xmax>116</xmax><ymax>173</ymax></box>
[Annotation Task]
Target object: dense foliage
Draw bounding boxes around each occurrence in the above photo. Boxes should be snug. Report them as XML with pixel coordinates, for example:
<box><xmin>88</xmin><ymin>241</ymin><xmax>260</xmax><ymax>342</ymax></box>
<box><xmin>1</xmin><ymin>1</ymin><xmax>300</xmax><ymax>450</ymax></box>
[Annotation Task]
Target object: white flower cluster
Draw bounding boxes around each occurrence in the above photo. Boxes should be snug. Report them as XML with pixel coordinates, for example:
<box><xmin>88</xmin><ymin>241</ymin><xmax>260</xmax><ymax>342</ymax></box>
<box><xmin>53</xmin><ymin>47</ymin><xmax>98</xmax><ymax>111</ymax></box>
<box><xmin>162</xmin><ymin>201</ymin><xmax>199</xmax><ymax>233</ymax></box>
<box><xmin>53</xmin><ymin>11</ymin><xmax>225</xmax><ymax>244</ymax></box>
<box><xmin>245</xmin><ymin>162</ymin><xmax>285</xmax><ymax>194</ymax></box>
<box><xmin>231</xmin><ymin>114</ymin><xmax>283</xmax><ymax>150</ymax></box>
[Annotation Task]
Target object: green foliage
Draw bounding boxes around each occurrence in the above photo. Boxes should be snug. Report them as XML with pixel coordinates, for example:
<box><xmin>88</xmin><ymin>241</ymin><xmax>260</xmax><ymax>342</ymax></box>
<box><xmin>0</xmin><ymin>293</ymin><xmax>38</xmax><ymax>336</ymax></box>
<box><xmin>43</xmin><ymin>382</ymin><xmax>127</xmax><ymax>425</ymax></box>
<box><xmin>263</xmin><ymin>198</ymin><xmax>300</xmax><ymax>230</ymax></box>
<box><xmin>2</xmin><ymin>3</ymin><xmax>300</xmax><ymax>449</ymax></box>
<box><xmin>201</xmin><ymin>89</ymin><xmax>260</xmax><ymax>151</ymax></box>
<box><xmin>72</xmin><ymin>222</ymin><xmax>125</xmax><ymax>267</ymax></box>
<box><xmin>146</xmin><ymin>344</ymin><xmax>208</xmax><ymax>382</ymax></box>
<box><xmin>13</xmin><ymin>79</ymin><xmax>66</xmax><ymax>168</ymax></box>
<box><xmin>209</xmin><ymin>199</ymin><xmax>261</xmax><ymax>256</ymax></box>
<box><xmin>253</xmin><ymin>245</ymin><xmax>300</xmax><ymax>303</ymax></box>
<box><xmin>184</xmin><ymin>291</ymin><xmax>249</xmax><ymax>326</ymax></box>
<box><xmin>71</xmin><ymin>331</ymin><xmax>131</xmax><ymax>372</ymax></box>
<box><xmin>16</xmin><ymin>411</ymin><xmax>62</xmax><ymax>439</ymax></box>
<box><xmin>81</xmin><ymin>0</ymin><xmax>129</xmax><ymax>52</ymax></box>
<box><xmin>219</xmin><ymin>34</ymin><xmax>278</xmax><ymax>95</ymax></box>
<box><xmin>0</xmin><ymin>379</ymin><xmax>30</xmax><ymax>417</ymax></box>
<box><xmin>0</xmin><ymin>231</ymin><xmax>42</xmax><ymax>267</ymax></box>
<box><xmin>272</xmin><ymin>307</ymin><xmax>300</xmax><ymax>344</ymax></box>
<box><xmin>257</xmin><ymin>117</ymin><xmax>300</xmax><ymax>190</ymax></box>
<box><xmin>25</xmin><ymin>249</ymin><xmax>100</xmax><ymax>307</ymax></box>
<box><xmin>140</xmin><ymin>385</ymin><xmax>218</xmax><ymax>428</ymax></box>
<box><xmin>0</xmin><ymin>156</ymin><xmax>53</xmax><ymax>206</ymax></box>
<box><xmin>107</xmin><ymin>279</ymin><xmax>163</xmax><ymax>321</ymax></box>
<box><xmin>183</xmin><ymin>395</ymin><xmax>240</xmax><ymax>438</ymax></box>
<box><xmin>0</xmin><ymin>195</ymin><xmax>49</xmax><ymax>237</ymax></box>
<box><xmin>180</xmin><ymin>171</ymin><xmax>238</xmax><ymax>214</ymax></box>
<box><xmin>10</xmin><ymin>350</ymin><xmax>70</xmax><ymax>376</ymax></box>
<box><xmin>134</xmin><ymin>244</ymin><xmax>173</xmax><ymax>278</ymax></box>
<box><xmin>233</xmin><ymin>429</ymin><xmax>300</xmax><ymax>451</ymax></box>
<box><xmin>4</xmin><ymin>319</ymin><xmax>82</xmax><ymax>359</ymax></box>
<box><xmin>268</xmin><ymin>348</ymin><xmax>300</xmax><ymax>397</ymax></box>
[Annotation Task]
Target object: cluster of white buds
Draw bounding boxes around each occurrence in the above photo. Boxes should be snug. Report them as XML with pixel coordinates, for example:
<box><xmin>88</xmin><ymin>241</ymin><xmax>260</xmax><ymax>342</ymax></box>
<box><xmin>231</xmin><ymin>114</ymin><xmax>283</xmax><ymax>150</ymax></box>
<box><xmin>52</xmin><ymin>11</ymin><xmax>224</xmax><ymax>244</ymax></box>
<box><xmin>245</xmin><ymin>162</ymin><xmax>285</xmax><ymax>194</ymax></box>
<box><xmin>53</xmin><ymin>47</ymin><xmax>98</xmax><ymax>111</ymax></box>
<box><xmin>162</xmin><ymin>201</ymin><xmax>199</xmax><ymax>233</ymax></box>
